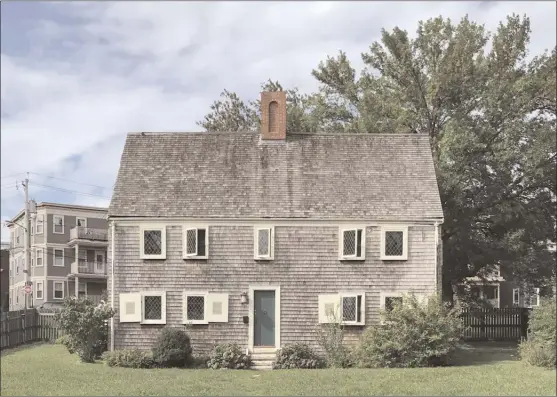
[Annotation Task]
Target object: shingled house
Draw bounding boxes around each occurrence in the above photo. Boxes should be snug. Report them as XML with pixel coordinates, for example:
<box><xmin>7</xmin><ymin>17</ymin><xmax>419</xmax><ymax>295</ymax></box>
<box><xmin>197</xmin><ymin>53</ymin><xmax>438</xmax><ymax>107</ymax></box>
<box><xmin>108</xmin><ymin>91</ymin><xmax>444</xmax><ymax>368</ymax></box>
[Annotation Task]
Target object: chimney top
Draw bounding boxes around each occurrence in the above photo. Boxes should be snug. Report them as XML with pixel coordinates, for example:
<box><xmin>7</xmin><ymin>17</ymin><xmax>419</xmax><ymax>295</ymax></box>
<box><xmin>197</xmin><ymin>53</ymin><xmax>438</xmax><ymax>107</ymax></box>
<box><xmin>260</xmin><ymin>91</ymin><xmax>286</xmax><ymax>140</ymax></box>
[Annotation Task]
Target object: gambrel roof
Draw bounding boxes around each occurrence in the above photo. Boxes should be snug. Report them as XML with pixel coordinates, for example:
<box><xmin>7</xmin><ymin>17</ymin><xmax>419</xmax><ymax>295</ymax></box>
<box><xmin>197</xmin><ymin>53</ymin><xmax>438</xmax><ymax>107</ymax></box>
<box><xmin>109</xmin><ymin>132</ymin><xmax>444</xmax><ymax>221</ymax></box>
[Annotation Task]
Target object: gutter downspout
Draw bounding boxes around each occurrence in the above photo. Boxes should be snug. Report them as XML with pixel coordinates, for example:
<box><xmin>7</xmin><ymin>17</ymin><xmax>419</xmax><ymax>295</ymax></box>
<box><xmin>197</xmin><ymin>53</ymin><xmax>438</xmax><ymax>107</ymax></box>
<box><xmin>434</xmin><ymin>221</ymin><xmax>440</xmax><ymax>297</ymax></box>
<box><xmin>110</xmin><ymin>220</ymin><xmax>115</xmax><ymax>352</ymax></box>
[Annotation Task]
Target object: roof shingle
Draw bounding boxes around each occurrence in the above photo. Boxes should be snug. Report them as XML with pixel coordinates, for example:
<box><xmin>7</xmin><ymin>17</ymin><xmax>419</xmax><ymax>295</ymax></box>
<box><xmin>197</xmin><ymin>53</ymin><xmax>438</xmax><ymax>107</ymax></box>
<box><xmin>109</xmin><ymin>132</ymin><xmax>444</xmax><ymax>220</ymax></box>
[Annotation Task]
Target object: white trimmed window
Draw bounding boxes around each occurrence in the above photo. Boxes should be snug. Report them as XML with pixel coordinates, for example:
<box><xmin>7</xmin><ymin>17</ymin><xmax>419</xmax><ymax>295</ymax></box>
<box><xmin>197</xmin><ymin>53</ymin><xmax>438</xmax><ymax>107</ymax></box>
<box><xmin>53</xmin><ymin>282</ymin><xmax>64</xmax><ymax>300</ymax></box>
<box><xmin>35</xmin><ymin>214</ymin><xmax>44</xmax><ymax>234</ymax></box>
<box><xmin>140</xmin><ymin>225</ymin><xmax>166</xmax><ymax>260</ymax></box>
<box><xmin>35</xmin><ymin>282</ymin><xmax>44</xmax><ymax>300</ymax></box>
<box><xmin>525</xmin><ymin>288</ymin><xmax>540</xmax><ymax>308</ymax></box>
<box><xmin>380</xmin><ymin>292</ymin><xmax>406</xmax><ymax>312</ymax></box>
<box><xmin>54</xmin><ymin>249</ymin><xmax>64</xmax><ymax>267</ymax></box>
<box><xmin>76</xmin><ymin>217</ymin><xmax>87</xmax><ymax>227</ymax></box>
<box><xmin>184</xmin><ymin>226</ymin><xmax>209</xmax><ymax>259</ymax></box>
<box><xmin>318</xmin><ymin>293</ymin><xmax>365</xmax><ymax>325</ymax></box>
<box><xmin>141</xmin><ymin>292</ymin><xmax>166</xmax><ymax>324</ymax></box>
<box><xmin>339</xmin><ymin>228</ymin><xmax>365</xmax><ymax>260</ymax></box>
<box><xmin>53</xmin><ymin>215</ymin><xmax>64</xmax><ymax>234</ymax></box>
<box><xmin>183</xmin><ymin>292</ymin><xmax>229</xmax><ymax>324</ymax></box>
<box><xmin>36</xmin><ymin>249</ymin><xmax>43</xmax><ymax>267</ymax></box>
<box><xmin>513</xmin><ymin>288</ymin><xmax>520</xmax><ymax>306</ymax></box>
<box><xmin>380</xmin><ymin>226</ymin><xmax>408</xmax><ymax>260</ymax></box>
<box><xmin>254</xmin><ymin>227</ymin><xmax>274</xmax><ymax>260</ymax></box>
<box><xmin>31</xmin><ymin>251</ymin><xmax>34</xmax><ymax>267</ymax></box>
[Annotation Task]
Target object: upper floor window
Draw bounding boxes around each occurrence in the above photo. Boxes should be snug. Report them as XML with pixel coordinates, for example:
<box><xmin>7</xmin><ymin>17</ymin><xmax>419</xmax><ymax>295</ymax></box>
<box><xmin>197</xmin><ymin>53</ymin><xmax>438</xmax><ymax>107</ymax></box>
<box><xmin>513</xmin><ymin>288</ymin><xmax>520</xmax><ymax>305</ymax></box>
<box><xmin>76</xmin><ymin>217</ymin><xmax>87</xmax><ymax>227</ymax></box>
<box><xmin>53</xmin><ymin>215</ymin><xmax>64</xmax><ymax>234</ymax></box>
<box><xmin>140</xmin><ymin>225</ymin><xmax>166</xmax><ymax>260</ymax></box>
<box><xmin>339</xmin><ymin>227</ymin><xmax>365</xmax><ymax>260</ymax></box>
<box><xmin>254</xmin><ymin>227</ymin><xmax>274</xmax><ymax>260</ymax></box>
<box><xmin>184</xmin><ymin>227</ymin><xmax>209</xmax><ymax>259</ymax></box>
<box><xmin>380</xmin><ymin>226</ymin><xmax>408</xmax><ymax>260</ymax></box>
<box><xmin>35</xmin><ymin>215</ymin><xmax>44</xmax><ymax>234</ymax></box>
<box><xmin>54</xmin><ymin>249</ymin><xmax>64</xmax><ymax>267</ymax></box>
<box><xmin>36</xmin><ymin>249</ymin><xmax>43</xmax><ymax>267</ymax></box>
<box><xmin>16</xmin><ymin>228</ymin><xmax>20</xmax><ymax>244</ymax></box>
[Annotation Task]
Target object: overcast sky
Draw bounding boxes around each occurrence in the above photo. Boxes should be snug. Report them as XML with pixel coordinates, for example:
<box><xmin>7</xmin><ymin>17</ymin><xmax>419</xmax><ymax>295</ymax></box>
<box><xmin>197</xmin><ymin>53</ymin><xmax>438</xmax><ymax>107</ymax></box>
<box><xmin>1</xmin><ymin>1</ymin><xmax>556</xmax><ymax>241</ymax></box>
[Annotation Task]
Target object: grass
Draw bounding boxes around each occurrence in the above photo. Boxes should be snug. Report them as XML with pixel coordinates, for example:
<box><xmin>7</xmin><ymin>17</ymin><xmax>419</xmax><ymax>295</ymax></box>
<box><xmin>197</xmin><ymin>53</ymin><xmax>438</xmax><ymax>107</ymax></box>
<box><xmin>1</xmin><ymin>343</ymin><xmax>556</xmax><ymax>396</ymax></box>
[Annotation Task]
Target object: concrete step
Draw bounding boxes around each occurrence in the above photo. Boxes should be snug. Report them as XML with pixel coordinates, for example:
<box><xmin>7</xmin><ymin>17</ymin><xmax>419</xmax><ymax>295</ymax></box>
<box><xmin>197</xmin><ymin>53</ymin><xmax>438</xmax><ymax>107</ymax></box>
<box><xmin>252</xmin><ymin>347</ymin><xmax>277</xmax><ymax>354</ymax></box>
<box><xmin>251</xmin><ymin>359</ymin><xmax>274</xmax><ymax>366</ymax></box>
<box><xmin>250</xmin><ymin>353</ymin><xmax>276</xmax><ymax>361</ymax></box>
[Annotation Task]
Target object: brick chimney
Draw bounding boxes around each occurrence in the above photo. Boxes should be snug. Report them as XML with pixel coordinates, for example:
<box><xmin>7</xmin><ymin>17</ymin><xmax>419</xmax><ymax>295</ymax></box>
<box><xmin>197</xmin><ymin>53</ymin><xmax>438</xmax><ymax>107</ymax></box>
<box><xmin>260</xmin><ymin>91</ymin><xmax>286</xmax><ymax>140</ymax></box>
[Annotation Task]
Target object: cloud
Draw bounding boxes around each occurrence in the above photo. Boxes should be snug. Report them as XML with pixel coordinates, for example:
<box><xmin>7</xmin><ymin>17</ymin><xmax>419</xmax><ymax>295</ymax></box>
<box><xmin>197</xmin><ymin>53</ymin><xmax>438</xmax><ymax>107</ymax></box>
<box><xmin>1</xmin><ymin>1</ymin><xmax>556</xmax><ymax>241</ymax></box>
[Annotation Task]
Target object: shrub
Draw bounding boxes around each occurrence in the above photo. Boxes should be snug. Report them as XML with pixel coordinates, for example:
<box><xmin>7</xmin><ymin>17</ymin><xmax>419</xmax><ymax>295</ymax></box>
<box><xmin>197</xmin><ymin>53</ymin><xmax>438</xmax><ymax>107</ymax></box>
<box><xmin>55</xmin><ymin>335</ymin><xmax>74</xmax><ymax>354</ymax></box>
<box><xmin>316</xmin><ymin>311</ymin><xmax>354</xmax><ymax>368</ymax></box>
<box><xmin>55</xmin><ymin>297</ymin><xmax>115</xmax><ymax>363</ymax></box>
<box><xmin>519</xmin><ymin>297</ymin><xmax>556</xmax><ymax>369</ymax></box>
<box><xmin>355</xmin><ymin>293</ymin><xmax>464</xmax><ymax>368</ymax></box>
<box><xmin>102</xmin><ymin>349</ymin><xmax>154</xmax><ymax>368</ymax></box>
<box><xmin>208</xmin><ymin>343</ymin><xmax>251</xmax><ymax>369</ymax></box>
<box><xmin>273</xmin><ymin>343</ymin><xmax>324</xmax><ymax>369</ymax></box>
<box><xmin>151</xmin><ymin>327</ymin><xmax>193</xmax><ymax>368</ymax></box>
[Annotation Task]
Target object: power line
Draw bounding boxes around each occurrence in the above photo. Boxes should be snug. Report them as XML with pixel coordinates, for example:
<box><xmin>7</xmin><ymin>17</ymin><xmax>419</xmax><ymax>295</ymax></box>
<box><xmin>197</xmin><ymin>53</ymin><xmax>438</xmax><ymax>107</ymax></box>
<box><xmin>31</xmin><ymin>183</ymin><xmax>111</xmax><ymax>199</ymax></box>
<box><xmin>29</xmin><ymin>172</ymin><xmax>112</xmax><ymax>191</ymax></box>
<box><xmin>0</xmin><ymin>172</ymin><xmax>26</xmax><ymax>180</ymax></box>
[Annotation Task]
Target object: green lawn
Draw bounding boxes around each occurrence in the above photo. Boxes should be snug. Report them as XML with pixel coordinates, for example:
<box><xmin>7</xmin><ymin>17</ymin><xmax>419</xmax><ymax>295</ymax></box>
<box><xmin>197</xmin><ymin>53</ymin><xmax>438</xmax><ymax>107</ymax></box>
<box><xmin>1</xmin><ymin>344</ymin><xmax>555</xmax><ymax>396</ymax></box>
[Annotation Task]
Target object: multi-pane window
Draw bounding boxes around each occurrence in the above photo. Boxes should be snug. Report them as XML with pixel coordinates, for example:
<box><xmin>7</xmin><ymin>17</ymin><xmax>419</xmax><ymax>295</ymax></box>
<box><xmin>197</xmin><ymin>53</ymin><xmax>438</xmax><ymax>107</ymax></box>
<box><xmin>182</xmin><ymin>292</ymin><xmax>228</xmax><ymax>324</ymax></box>
<box><xmin>185</xmin><ymin>227</ymin><xmax>208</xmax><ymax>259</ymax></box>
<box><xmin>340</xmin><ymin>228</ymin><xmax>364</xmax><ymax>259</ymax></box>
<box><xmin>53</xmin><ymin>215</ymin><xmax>64</xmax><ymax>234</ymax></box>
<box><xmin>484</xmin><ymin>286</ymin><xmax>499</xmax><ymax>300</ymax></box>
<box><xmin>254</xmin><ymin>227</ymin><xmax>273</xmax><ymax>260</ymax></box>
<box><xmin>36</xmin><ymin>249</ymin><xmax>43</xmax><ymax>267</ymax></box>
<box><xmin>340</xmin><ymin>293</ymin><xmax>364</xmax><ymax>325</ymax></box>
<box><xmin>381</xmin><ymin>227</ymin><xmax>408</xmax><ymax>260</ymax></box>
<box><xmin>54</xmin><ymin>249</ymin><xmax>64</xmax><ymax>266</ymax></box>
<box><xmin>78</xmin><ymin>282</ymin><xmax>87</xmax><ymax>298</ymax></box>
<box><xmin>140</xmin><ymin>226</ymin><xmax>166</xmax><ymax>259</ymax></box>
<box><xmin>54</xmin><ymin>282</ymin><xmax>64</xmax><ymax>299</ymax></box>
<box><xmin>185</xmin><ymin>294</ymin><xmax>206</xmax><ymax>323</ymax></box>
<box><xmin>140</xmin><ymin>292</ymin><xmax>166</xmax><ymax>324</ymax></box>
<box><xmin>16</xmin><ymin>258</ymin><xmax>19</xmax><ymax>274</ymax></box>
<box><xmin>513</xmin><ymin>288</ymin><xmax>520</xmax><ymax>305</ymax></box>
<box><xmin>525</xmin><ymin>288</ymin><xmax>540</xmax><ymax>308</ymax></box>
<box><xmin>35</xmin><ymin>282</ymin><xmax>44</xmax><ymax>299</ymax></box>
<box><xmin>384</xmin><ymin>296</ymin><xmax>403</xmax><ymax>312</ymax></box>
<box><xmin>35</xmin><ymin>214</ymin><xmax>44</xmax><ymax>234</ymax></box>
<box><xmin>76</xmin><ymin>217</ymin><xmax>87</xmax><ymax>227</ymax></box>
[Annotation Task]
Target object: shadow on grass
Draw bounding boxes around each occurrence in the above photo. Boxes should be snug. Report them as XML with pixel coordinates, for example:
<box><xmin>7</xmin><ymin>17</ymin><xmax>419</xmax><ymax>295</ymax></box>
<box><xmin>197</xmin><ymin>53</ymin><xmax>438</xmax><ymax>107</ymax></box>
<box><xmin>451</xmin><ymin>341</ymin><xmax>520</xmax><ymax>366</ymax></box>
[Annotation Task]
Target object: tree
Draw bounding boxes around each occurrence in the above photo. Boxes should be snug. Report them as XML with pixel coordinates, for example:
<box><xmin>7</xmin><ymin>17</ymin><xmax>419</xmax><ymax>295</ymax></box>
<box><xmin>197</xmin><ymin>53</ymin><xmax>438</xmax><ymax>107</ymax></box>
<box><xmin>197</xmin><ymin>14</ymin><xmax>556</xmax><ymax>300</ymax></box>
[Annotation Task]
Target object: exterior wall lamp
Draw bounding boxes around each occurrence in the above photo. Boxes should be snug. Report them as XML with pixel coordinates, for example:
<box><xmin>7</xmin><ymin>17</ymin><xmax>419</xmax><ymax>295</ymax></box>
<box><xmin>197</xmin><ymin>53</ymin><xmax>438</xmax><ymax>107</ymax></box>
<box><xmin>240</xmin><ymin>292</ymin><xmax>248</xmax><ymax>304</ymax></box>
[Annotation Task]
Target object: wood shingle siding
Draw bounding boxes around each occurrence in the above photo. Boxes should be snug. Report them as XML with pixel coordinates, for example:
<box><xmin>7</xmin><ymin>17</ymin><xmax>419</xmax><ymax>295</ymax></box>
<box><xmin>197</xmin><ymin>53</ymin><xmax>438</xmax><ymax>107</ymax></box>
<box><xmin>109</xmin><ymin>223</ymin><xmax>437</xmax><ymax>354</ymax></box>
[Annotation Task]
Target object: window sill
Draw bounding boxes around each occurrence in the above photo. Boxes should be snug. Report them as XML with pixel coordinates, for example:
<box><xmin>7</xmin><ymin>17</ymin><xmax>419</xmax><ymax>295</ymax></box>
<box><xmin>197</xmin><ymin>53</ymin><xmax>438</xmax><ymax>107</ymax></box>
<box><xmin>183</xmin><ymin>320</ymin><xmax>208</xmax><ymax>325</ymax></box>
<box><xmin>140</xmin><ymin>255</ymin><xmax>166</xmax><ymax>260</ymax></box>
<box><xmin>339</xmin><ymin>257</ymin><xmax>365</xmax><ymax>261</ymax></box>
<box><xmin>141</xmin><ymin>320</ymin><xmax>166</xmax><ymax>325</ymax></box>
<box><xmin>341</xmin><ymin>322</ymin><xmax>365</xmax><ymax>326</ymax></box>
<box><xmin>53</xmin><ymin>265</ymin><xmax>65</xmax><ymax>267</ymax></box>
<box><xmin>380</xmin><ymin>256</ymin><xmax>407</xmax><ymax>261</ymax></box>
<box><xmin>254</xmin><ymin>257</ymin><xmax>274</xmax><ymax>261</ymax></box>
<box><xmin>53</xmin><ymin>231</ymin><xmax>65</xmax><ymax>235</ymax></box>
<box><xmin>53</xmin><ymin>297</ymin><xmax>64</xmax><ymax>300</ymax></box>
<box><xmin>184</xmin><ymin>256</ymin><xmax>208</xmax><ymax>260</ymax></box>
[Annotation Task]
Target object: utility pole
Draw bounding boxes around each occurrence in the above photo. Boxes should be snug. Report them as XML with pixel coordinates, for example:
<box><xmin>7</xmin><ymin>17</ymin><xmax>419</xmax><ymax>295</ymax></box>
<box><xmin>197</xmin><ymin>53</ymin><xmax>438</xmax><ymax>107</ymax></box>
<box><xmin>22</xmin><ymin>176</ymin><xmax>31</xmax><ymax>310</ymax></box>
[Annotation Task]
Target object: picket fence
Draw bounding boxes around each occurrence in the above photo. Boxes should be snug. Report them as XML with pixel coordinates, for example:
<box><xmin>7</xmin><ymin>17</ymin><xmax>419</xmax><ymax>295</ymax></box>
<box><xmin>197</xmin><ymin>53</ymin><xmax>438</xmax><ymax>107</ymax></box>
<box><xmin>460</xmin><ymin>307</ymin><xmax>531</xmax><ymax>341</ymax></box>
<box><xmin>0</xmin><ymin>309</ymin><xmax>63</xmax><ymax>350</ymax></box>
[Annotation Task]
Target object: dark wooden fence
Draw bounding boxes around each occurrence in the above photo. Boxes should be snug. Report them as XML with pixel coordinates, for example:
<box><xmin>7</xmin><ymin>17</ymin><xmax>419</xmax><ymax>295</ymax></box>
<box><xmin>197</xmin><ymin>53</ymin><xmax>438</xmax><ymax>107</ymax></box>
<box><xmin>0</xmin><ymin>310</ymin><xmax>64</xmax><ymax>350</ymax></box>
<box><xmin>460</xmin><ymin>307</ymin><xmax>530</xmax><ymax>341</ymax></box>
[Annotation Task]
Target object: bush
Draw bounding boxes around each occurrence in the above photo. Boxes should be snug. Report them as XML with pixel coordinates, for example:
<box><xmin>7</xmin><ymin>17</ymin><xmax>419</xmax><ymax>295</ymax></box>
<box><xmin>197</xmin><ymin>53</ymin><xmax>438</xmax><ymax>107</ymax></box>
<box><xmin>102</xmin><ymin>349</ymin><xmax>155</xmax><ymax>368</ymax></box>
<box><xmin>519</xmin><ymin>297</ymin><xmax>556</xmax><ymax>369</ymax></box>
<box><xmin>208</xmin><ymin>343</ymin><xmax>251</xmax><ymax>369</ymax></box>
<box><xmin>355</xmin><ymin>293</ymin><xmax>464</xmax><ymax>368</ymax></box>
<box><xmin>55</xmin><ymin>335</ymin><xmax>74</xmax><ymax>354</ymax></box>
<box><xmin>273</xmin><ymin>343</ymin><xmax>324</xmax><ymax>369</ymax></box>
<box><xmin>55</xmin><ymin>297</ymin><xmax>115</xmax><ymax>363</ymax></box>
<box><xmin>151</xmin><ymin>327</ymin><xmax>193</xmax><ymax>368</ymax></box>
<box><xmin>316</xmin><ymin>311</ymin><xmax>354</xmax><ymax>368</ymax></box>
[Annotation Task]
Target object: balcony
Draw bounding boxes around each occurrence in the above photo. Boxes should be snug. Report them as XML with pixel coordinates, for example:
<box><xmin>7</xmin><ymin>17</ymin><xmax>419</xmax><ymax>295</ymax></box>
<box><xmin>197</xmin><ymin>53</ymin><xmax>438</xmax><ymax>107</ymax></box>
<box><xmin>68</xmin><ymin>227</ymin><xmax>108</xmax><ymax>247</ymax></box>
<box><xmin>70</xmin><ymin>260</ymin><xmax>107</xmax><ymax>277</ymax></box>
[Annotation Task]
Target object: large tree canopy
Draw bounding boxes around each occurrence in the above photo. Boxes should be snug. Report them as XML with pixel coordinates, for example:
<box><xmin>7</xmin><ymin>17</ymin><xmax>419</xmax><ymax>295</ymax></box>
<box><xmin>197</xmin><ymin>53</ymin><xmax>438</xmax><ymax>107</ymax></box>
<box><xmin>197</xmin><ymin>14</ymin><xmax>556</xmax><ymax>299</ymax></box>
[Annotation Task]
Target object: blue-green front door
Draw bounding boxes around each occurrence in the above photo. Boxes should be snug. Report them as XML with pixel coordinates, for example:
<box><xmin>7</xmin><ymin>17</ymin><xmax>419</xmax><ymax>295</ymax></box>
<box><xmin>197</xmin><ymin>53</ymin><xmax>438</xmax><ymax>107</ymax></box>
<box><xmin>254</xmin><ymin>290</ymin><xmax>276</xmax><ymax>347</ymax></box>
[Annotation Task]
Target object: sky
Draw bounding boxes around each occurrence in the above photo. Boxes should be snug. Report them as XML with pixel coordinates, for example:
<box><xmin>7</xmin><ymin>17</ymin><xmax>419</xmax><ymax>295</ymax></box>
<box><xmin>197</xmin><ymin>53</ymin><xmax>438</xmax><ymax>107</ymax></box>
<box><xmin>1</xmin><ymin>1</ymin><xmax>556</xmax><ymax>241</ymax></box>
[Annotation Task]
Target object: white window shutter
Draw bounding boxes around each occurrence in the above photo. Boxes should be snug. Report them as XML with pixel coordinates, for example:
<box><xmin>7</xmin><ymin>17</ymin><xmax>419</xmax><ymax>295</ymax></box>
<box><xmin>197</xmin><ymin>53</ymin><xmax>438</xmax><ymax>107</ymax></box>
<box><xmin>318</xmin><ymin>294</ymin><xmax>341</xmax><ymax>324</ymax></box>
<box><xmin>119</xmin><ymin>293</ymin><xmax>142</xmax><ymax>323</ymax></box>
<box><xmin>207</xmin><ymin>293</ymin><xmax>229</xmax><ymax>322</ymax></box>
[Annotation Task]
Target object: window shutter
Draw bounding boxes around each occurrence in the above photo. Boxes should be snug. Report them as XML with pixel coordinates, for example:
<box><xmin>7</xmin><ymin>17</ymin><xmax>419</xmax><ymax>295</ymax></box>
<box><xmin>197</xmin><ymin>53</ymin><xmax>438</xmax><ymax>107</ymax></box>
<box><xmin>119</xmin><ymin>293</ymin><xmax>142</xmax><ymax>323</ymax></box>
<box><xmin>207</xmin><ymin>293</ymin><xmax>229</xmax><ymax>323</ymax></box>
<box><xmin>186</xmin><ymin>228</ymin><xmax>198</xmax><ymax>256</ymax></box>
<box><xmin>318</xmin><ymin>294</ymin><xmax>341</xmax><ymax>324</ymax></box>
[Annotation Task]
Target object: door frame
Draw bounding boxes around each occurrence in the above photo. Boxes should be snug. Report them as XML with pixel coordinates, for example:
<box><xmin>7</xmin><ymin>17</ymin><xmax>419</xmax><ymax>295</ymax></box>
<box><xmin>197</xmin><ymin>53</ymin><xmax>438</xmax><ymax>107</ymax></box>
<box><xmin>248</xmin><ymin>285</ymin><xmax>280</xmax><ymax>351</ymax></box>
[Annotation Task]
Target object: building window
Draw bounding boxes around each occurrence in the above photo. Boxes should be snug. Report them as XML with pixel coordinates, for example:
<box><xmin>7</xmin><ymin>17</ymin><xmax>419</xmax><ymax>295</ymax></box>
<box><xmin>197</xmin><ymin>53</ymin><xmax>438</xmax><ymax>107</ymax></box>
<box><xmin>254</xmin><ymin>227</ymin><xmax>274</xmax><ymax>260</ymax></box>
<box><xmin>78</xmin><ymin>282</ymin><xmax>87</xmax><ymax>298</ymax></box>
<box><xmin>141</xmin><ymin>292</ymin><xmax>166</xmax><ymax>324</ymax></box>
<box><xmin>31</xmin><ymin>251</ymin><xmax>34</xmax><ymax>267</ymax></box>
<box><xmin>35</xmin><ymin>214</ymin><xmax>44</xmax><ymax>234</ymax></box>
<box><xmin>340</xmin><ymin>228</ymin><xmax>365</xmax><ymax>260</ymax></box>
<box><xmin>54</xmin><ymin>249</ymin><xmax>64</xmax><ymax>267</ymax></box>
<box><xmin>184</xmin><ymin>293</ymin><xmax>207</xmax><ymax>324</ymax></box>
<box><xmin>140</xmin><ymin>226</ymin><xmax>166</xmax><ymax>259</ymax></box>
<box><xmin>76</xmin><ymin>217</ymin><xmax>87</xmax><ymax>227</ymax></box>
<box><xmin>384</xmin><ymin>296</ymin><xmax>403</xmax><ymax>313</ymax></box>
<box><xmin>484</xmin><ymin>286</ymin><xmax>499</xmax><ymax>300</ymax></box>
<box><xmin>381</xmin><ymin>226</ymin><xmax>408</xmax><ymax>260</ymax></box>
<box><xmin>525</xmin><ymin>288</ymin><xmax>540</xmax><ymax>308</ymax></box>
<box><xmin>513</xmin><ymin>288</ymin><xmax>520</xmax><ymax>306</ymax></box>
<box><xmin>53</xmin><ymin>282</ymin><xmax>64</xmax><ymax>299</ymax></box>
<box><xmin>340</xmin><ymin>293</ymin><xmax>365</xmax><ymax>325</ymax></box>
<box><xmin>53</xmin><ymin>215</ymin><xmax>64</xmax><ymax>234</ymax></box>
<box><xmin>36</xmin><ymin>282</ymin><xmax>44</xmax><ymax>300</ymax></box>
<box><xmin>36</xmin><ymin>249</ymin><xmax>43</xmax><ymax>267</ymax></box>
<box><xmin>16</xmin><ymin>258</ymin><xmax>19</xmax><ymax>275</ymax></box>
<box><xmin>184</xmin><ymin>227</ymin><xmax>209</xmax><ymax>259</ymax></box>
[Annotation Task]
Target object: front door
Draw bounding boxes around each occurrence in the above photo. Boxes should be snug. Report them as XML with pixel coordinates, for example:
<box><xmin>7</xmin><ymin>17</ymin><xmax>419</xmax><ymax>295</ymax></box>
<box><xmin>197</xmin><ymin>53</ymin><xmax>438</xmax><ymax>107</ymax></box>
<box><xmin>254</xmin><ymin>290</ymin><xmax>275</xmax><ymax>347</ymax></box>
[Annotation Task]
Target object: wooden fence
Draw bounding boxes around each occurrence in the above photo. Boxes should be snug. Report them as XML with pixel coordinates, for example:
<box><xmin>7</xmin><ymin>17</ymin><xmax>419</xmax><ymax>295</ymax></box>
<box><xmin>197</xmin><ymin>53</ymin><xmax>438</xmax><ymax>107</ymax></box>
<box><xmin>0</xmin><ymin>310</ymin><xmax>63</xmax><ymax>350</ymax></box>
<box><xmin>460</xmin><ymin>307</ymin><xmax>530</xmax><ymax>341</ymax></box>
